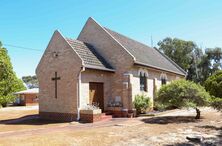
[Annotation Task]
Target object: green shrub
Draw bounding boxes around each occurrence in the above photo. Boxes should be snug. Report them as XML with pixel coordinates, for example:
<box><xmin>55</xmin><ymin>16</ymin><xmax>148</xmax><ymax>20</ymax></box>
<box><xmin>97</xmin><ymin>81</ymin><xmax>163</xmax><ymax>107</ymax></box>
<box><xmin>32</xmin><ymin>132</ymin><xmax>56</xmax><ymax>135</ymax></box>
<box><xmin>133</xmin><ymin>94</ymin><xmax>151</xmax><ymax>114</ymax></box>
<box><xmin>0</xmin><ymin>95</ymin><xmax>15</xmax><ymax>107</ymax></box>
<box><xmin>153</xmin><ymin>102</ymin><xmax>167</xmax><ymax>111</ymax></box>
<box><xmin>210</xmin><ymin>97</ymin><xmax>222</xmax><ymax>111</ymax></box>
<box><xmin>156</xmin><ymin>79</ymin><xmax>211</xmax><ymax>119</ymax></box>
<box><xmin>204</xmin><ymin>70</ymin><xmax>222</xmax><ymax>98</ymax></box>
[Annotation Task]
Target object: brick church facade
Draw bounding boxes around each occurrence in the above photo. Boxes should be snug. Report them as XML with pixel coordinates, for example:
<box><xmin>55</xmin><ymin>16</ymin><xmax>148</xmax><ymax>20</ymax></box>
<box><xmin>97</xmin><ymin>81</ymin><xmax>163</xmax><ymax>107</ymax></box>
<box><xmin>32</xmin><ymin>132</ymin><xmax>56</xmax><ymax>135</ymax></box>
<box><xmin>36</xmin><ymin>17</ymin><xmax>186</xmax><ymax>121</ymax></box>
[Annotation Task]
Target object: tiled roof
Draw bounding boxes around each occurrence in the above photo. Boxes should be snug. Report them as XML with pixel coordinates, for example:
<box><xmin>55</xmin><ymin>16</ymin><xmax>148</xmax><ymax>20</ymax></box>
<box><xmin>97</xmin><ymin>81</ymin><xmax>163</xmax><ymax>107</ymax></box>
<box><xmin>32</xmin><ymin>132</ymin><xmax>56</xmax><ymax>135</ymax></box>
<box><xmin>66</xmin><ymin>38</ymin><xmax>114</xmax><ymax>72</ymax></box>
<box><xmin>105</xmin><ymin>28</ymin><xmax>186</xmax><ymax>75</ymax></box>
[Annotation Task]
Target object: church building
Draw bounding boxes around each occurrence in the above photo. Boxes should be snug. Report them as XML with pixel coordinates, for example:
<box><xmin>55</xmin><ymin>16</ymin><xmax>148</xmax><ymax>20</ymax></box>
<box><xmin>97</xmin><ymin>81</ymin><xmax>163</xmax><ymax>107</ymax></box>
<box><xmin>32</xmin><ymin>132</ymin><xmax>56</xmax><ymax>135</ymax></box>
<box><xmin>36</xmin><ymin>17</ymin><xmax>186</xmax><ymax>121</ymax></box>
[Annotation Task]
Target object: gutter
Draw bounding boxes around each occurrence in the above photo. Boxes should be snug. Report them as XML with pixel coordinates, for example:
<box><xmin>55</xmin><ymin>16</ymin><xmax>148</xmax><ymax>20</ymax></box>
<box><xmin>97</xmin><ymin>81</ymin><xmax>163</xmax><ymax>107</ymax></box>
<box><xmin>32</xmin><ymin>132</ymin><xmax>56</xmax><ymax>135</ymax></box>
<box><xmin>77</xmin><ymin>66</ymin><xmax>85</xmax><ymax>121</ymax></box>
<box><xmin>134</xmin><ymin>61</ymin><xmax>186</xmax><ymax>76</ymax></box>
<box><xmin>85</xmin><ymin>65</ymin><xmax>115</xmax><ymax>72</ymax></box>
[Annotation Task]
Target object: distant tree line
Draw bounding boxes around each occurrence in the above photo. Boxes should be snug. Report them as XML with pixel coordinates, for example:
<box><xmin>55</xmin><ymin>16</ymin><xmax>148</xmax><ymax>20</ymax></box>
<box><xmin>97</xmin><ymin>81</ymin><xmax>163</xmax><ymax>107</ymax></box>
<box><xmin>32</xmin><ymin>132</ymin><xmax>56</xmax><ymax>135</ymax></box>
<box><xmin>22</xmin><ymin>75</ymin><xmax>38</xmax><ymax>88</ymax></box>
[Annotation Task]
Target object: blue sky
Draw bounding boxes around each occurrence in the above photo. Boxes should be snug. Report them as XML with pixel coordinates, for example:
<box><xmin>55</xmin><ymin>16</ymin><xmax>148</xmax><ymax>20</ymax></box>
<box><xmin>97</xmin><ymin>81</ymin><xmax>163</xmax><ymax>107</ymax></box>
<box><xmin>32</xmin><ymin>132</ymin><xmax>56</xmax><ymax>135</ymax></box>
<box><xmin>0</xmin><ymin>0</ymin><xmax>222</xmax><ymax>78</ymax></box>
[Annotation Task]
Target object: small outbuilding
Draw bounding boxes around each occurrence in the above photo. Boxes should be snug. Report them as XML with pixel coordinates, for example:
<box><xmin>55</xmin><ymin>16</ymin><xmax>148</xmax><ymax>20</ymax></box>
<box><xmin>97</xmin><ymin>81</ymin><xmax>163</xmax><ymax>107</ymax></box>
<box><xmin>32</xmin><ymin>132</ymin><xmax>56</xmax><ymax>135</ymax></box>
<box><xmin>14</xmin><ymin>88</ymin><xmax>39</xmax><ymax>106</ymax></box>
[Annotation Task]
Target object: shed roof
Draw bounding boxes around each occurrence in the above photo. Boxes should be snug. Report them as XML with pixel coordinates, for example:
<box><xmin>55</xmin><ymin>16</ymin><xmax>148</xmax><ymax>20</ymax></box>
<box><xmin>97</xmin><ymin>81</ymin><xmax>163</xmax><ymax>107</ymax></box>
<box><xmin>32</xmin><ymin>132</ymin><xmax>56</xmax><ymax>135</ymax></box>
<box><xmin>14</xmin><ymin>88</ymin><xmax>39</xmax><ymax>95</ymax></box>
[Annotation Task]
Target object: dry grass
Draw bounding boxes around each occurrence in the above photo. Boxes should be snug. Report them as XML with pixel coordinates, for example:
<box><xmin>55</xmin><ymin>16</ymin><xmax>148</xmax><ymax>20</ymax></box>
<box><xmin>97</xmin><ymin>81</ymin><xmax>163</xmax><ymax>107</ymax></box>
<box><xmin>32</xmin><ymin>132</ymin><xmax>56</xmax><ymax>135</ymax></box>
<box><xmin>0</xmin><ymin>106</ymin><xmax>221</xmax><ymax>146</ymax></box>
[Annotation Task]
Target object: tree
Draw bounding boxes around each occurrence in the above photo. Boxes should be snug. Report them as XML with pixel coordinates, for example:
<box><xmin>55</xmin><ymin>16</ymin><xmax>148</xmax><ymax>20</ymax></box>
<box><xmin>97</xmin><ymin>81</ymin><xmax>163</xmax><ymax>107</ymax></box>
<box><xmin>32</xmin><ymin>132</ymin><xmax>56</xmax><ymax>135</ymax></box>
<box><xmin>157</xmin><ymin>37</ymin><xmax>202</xmax><ymax>82</ymax></box>
<box><xmin>204</xmin><ymin>70</ymin><xmax>222</xmax><ymax>98</ymax></box>
<box><xmin>205</xmin><ymin>48</ymin><xmax>222</xmax><ymax>73</ymax></box>
<box><xmin>157</xmin><ymin>37</ymin><xmax>222</xmax><ymax>84</ymax></box>
<box><xmin>198</xmin><ymin>54</ymin><xmax>211</xmax><ymax>84</ymax></box>
<box><xmin>0</xmin><ymin>42</ymin><xmax>25</xmax><ymax>107</ymax></box>
<box><xmin>210</xmin><ymin>97</ymin><xmax>222</xmax><ymax>111</ymax></box>
<box><xmin>22</xmin><ymin>75</ymin><xmax>38</xmax><ymax>88</ymax></box>
<box><xmin>156</xmin><ymin>80</ymin><xmax>211</xmax><ymax>119</ymax></box>
<box><xmin>187</xmin><ymin>48</ymin><xmax>204</xmax><ymax>83</ymax></box>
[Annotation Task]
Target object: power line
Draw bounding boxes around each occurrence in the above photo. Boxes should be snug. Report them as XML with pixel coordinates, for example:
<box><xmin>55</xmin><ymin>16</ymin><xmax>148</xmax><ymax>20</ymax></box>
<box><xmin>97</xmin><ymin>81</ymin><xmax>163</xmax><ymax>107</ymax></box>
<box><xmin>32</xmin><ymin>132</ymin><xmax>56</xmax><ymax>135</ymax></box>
<box><xmin>2</xmin><ymin>43</ymin><xmax>43</xmax><ymax>52</ymax></box>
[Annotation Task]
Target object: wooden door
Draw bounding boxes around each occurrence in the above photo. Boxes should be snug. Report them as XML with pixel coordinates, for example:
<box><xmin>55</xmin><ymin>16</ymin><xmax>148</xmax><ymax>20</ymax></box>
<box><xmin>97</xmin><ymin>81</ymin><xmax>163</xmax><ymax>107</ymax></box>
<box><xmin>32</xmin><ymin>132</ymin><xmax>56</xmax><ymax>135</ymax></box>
<box><xmin>89</xmin><ymin>82</ymin><xmax>104</xmax><ymax>111</ymax></box>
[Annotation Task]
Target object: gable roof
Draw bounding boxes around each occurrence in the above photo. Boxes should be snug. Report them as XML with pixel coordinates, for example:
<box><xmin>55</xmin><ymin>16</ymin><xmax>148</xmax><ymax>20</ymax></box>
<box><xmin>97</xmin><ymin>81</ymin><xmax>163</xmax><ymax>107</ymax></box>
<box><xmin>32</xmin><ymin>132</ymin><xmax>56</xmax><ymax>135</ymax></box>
<box><xmin>104</xmin><ymin>28</ymin><xmax>186</xmax><ymax>76</ymax></box>
<box><xmin>66</xmin><ymin>38</ymin><xmax>114</xmax><ymax>72</ymax></box>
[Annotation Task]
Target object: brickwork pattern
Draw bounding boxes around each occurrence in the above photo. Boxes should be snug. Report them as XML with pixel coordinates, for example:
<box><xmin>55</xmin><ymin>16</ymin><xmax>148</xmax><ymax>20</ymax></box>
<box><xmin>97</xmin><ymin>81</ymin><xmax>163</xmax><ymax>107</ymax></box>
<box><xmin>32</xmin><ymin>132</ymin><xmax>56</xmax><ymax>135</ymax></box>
<box><xmin>78</xmin><ymin>18</ymin><xmax>134</xmax><ymax>110</ymax></box>
<box><xmin>80</xmin><ymin>113</ymin><xmax>102</xmax><ymax>123</ymax></box>
<box><xmin>36</xmin><ymin>31</ymin><xmax>82</xmax><ymax>114</ymax></box>
<box><xmin>39</xmin><ymin>111</ymin><xmax>77</xmax><ymax>122</ymax></box>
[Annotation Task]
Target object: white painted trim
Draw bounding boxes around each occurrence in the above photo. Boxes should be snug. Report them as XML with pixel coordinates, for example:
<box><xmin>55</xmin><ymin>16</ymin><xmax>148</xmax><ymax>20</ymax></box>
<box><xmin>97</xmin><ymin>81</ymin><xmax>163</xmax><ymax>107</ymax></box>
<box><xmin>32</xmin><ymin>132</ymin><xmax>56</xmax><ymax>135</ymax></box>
<box><xmin>135</xmin><ymin>61</ymin><xmax>186</xmax><ymax>76</ymax></box>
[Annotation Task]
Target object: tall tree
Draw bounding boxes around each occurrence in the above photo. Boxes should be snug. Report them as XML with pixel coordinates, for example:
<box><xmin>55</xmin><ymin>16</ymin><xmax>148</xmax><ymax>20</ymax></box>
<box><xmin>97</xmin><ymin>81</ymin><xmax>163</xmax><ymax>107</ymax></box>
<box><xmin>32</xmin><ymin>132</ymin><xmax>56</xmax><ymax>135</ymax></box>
<box><xmin>205</xmin><ymin>47</ymin><xmax>222</xmax><ymax>72</ymax></box>
<box><xmin>198</xmin><ymin>54</ymin><xmax>211</xmax><ymax>83</ymax></box>
<box><xmin>0</xmin><ymin>42</ymin><xmax>25</xmax><ymax>107</ymax></box>
<box><xmin>157</xmin><ymin>37</ymin><xmax>200</xmax><ymax>81</ymax></box>
<box><xmin>197</xmin><ymin>47</ymin><xmax>222</xmax><ymax>83</ymax></box>
<box><xmin>157</xmin><ymin>37</ymin><xmax>222</xmax><ymax>84</ymax></box>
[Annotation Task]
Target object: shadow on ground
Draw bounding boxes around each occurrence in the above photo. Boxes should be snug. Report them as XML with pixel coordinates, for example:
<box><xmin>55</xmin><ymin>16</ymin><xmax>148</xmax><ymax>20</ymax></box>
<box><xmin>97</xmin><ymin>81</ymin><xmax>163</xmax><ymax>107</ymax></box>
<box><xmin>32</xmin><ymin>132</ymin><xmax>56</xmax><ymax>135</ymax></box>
<box><xmin>141</xmin><ymin>116</ymin><xmax>201</xmax><ymax>124</ymax></box>
<box><xmin>0</xmin><ymin>115</ymin><xmax>66</xmax><ymax>125</ymax></box>
<box><xmin>198</xmin><ymin>125</ymin><xmax>222</xmax><ymax>144</ymax></box>
<box><xmin>164</xmin><ymin>142</ymin><xmax>195</xmax><ymax>146</ymax></box>
<box><xmin>197</xmin><ymin>125</ymin><xmax>222</xmax><ymax>131</ymax></box>
<box><xmin>164</xmin><ymin>125</ymin><xmax>222</xmax><ymax>146</ymax></box>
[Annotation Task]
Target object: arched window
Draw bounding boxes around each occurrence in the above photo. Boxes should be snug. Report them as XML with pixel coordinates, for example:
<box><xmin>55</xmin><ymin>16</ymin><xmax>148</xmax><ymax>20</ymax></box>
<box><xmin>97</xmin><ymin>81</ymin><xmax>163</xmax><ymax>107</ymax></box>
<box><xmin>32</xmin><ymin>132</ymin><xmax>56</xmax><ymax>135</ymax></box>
<box><xmin>161</xmin><ymin>78</ymin><xmax>166</xmax><ymax>85</ymax></box>
<box><xmin>140</xmin><ymin>72</ymin><xmax>147</xmax><ymax>91</ymax></box>
<box><xmin>160</xmin><ymin>73</ymin><xmax>167</xmax><ymax>85</ymax></box>
<box><xmin>138</xmin><ymin>68</ymin><xmax>148</xmax><ymax>91</ymax></box>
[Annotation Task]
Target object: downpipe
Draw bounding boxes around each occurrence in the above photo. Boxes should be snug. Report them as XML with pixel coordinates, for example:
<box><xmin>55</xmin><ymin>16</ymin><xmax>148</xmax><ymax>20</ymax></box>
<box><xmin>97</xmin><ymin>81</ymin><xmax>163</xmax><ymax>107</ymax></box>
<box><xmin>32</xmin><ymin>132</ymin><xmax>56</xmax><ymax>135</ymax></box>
<box><xmin>77</xmin><ymin>66</ymin><xmax>85</xmax><ymax>121</ymax></box>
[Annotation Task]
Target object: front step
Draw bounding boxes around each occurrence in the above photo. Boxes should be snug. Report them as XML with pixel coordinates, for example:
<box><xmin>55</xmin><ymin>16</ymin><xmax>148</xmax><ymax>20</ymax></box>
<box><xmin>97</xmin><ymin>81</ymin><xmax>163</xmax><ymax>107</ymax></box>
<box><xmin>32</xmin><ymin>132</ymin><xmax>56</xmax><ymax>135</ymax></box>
<box><xmin>101</xmin><ymin>113</ymin><xmax>112</xmax><ymax>121</ymax></box>
<box><xmin>104</xmin><ymin>111</ymin><xmax>113</xmax><ymax>115</ymax></box>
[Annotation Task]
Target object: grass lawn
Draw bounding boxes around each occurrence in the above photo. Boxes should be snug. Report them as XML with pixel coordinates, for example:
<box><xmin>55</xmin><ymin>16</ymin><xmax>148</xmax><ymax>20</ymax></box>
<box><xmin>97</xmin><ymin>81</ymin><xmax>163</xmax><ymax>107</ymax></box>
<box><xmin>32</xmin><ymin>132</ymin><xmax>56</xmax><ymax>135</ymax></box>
<box><xmin>0</xmin><ymin>106</ymin><xmax>221</xmax><ymax>146</ymax></box>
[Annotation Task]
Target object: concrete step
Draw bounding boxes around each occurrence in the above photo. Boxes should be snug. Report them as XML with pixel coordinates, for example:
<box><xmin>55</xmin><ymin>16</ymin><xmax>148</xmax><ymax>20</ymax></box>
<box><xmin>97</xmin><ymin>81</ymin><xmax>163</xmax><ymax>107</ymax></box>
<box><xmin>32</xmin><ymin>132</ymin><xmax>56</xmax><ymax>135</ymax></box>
<box><xmin>101</xmin><ymin>114</ymin><xmax>113</xmax><ymax>121</ymax></box>
<box><xmin>101</xmin><ymin>113</ymin><xmax>106</xmax><ymax>116</ymax></box>
<box><xmin>104</xmin><ymin>112</ymin><xmax>113</xmax><ymax>115</ymax></box>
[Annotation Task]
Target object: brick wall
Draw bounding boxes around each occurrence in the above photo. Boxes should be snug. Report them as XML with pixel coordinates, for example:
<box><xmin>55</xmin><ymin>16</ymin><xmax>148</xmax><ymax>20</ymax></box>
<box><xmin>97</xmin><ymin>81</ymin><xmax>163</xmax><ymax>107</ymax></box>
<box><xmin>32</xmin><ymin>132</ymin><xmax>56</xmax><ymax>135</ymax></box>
<box><xmin>25</xmin><ymin>94</ymin><xmax>38</xmax><ymax>105</ymax></box>
<box><xmin>39</xmin><ymin>111</ymin><xmax>77</xmax><ymax>122</ymax></box>
<box><xmin>81</xmin><ymin>69</ymin><xmax>112</xmax><ymax>110</ymax></box>
<box><xmin>130</xmin><ymin>66</ymin><xmax>184</xmax><ymax>109</ymax></box>
<box><xmin>36</xmin><ymin>30</ymin><xmax>82</xmax><ymax>115</ymax></box>
<box><xmin>80</xmin><ymin>113</ymin><xmax>101</xmax><ymax>123</ymax></box>
<box><xmin>77</xmin><ymin>18</ymin><xmax>185</xmax><ymax>112</ymax></box>
<box><xmin>78</xmin><ymin>18</ymin><xmax>134</xmax><ymax>110</ymax></box>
